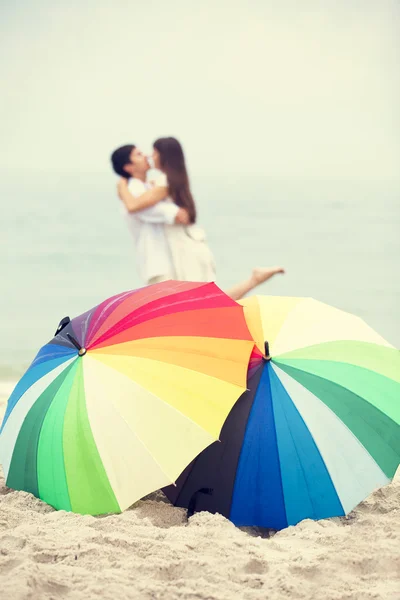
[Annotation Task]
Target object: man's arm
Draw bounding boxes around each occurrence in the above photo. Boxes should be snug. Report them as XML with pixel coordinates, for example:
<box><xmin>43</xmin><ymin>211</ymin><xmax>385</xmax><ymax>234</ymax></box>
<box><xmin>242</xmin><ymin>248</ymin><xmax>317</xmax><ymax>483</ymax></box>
<box><xmin>136</xmin><ymin>202</ymin><xmax>180</xmax><ymax>225</ymax></box>
<box><xmin>137</xmin><ymin>203</ymin><xmax>190</xmax><ymax>225</ymax></box>
<box><xmin>119</xmin><ymin>179</ymin><xmax>189</xmax><ymax>224</ymax></box>
<box><xmin>118</xmin><ymin>178</ymin><xmax>168</xmax><ymax>213</ymax></box>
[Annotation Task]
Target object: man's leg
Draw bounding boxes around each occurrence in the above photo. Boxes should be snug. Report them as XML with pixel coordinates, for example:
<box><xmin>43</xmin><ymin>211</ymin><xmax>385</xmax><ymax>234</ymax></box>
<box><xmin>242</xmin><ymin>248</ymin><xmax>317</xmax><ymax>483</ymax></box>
<box><xmin>226</xmin><ymin>267</ymin><xmax>285</xmax><ymax>301</ymax></box>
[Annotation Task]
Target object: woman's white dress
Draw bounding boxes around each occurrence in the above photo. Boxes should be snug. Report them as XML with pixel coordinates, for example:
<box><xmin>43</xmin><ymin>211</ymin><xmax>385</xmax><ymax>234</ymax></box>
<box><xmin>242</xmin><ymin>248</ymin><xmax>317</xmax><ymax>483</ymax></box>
<box><xmin>155</xmin><ymin>172</ymin><xmax>217</xmax><ymax>282</ymax></box>
<box><xmin>165</xmin><ymin>221</ymin><xmax>217</xmax><ymax>282</ymax></box>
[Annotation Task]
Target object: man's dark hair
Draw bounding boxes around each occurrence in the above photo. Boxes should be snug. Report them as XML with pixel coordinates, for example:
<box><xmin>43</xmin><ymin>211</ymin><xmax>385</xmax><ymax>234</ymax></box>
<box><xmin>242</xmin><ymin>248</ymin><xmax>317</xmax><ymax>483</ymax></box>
<box><xmin>110</xmin><ymin>144</ymin><xmax>135</xmax><ymax>177</ymax></box>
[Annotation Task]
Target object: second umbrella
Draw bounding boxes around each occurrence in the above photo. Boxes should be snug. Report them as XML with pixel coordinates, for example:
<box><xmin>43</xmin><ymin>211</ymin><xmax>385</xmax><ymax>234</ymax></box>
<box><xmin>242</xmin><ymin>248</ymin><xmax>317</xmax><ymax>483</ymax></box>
<box><xmin>164</xmin><ymin>295</ymin><xmax>400</xmax><ymax>529</ymax></box>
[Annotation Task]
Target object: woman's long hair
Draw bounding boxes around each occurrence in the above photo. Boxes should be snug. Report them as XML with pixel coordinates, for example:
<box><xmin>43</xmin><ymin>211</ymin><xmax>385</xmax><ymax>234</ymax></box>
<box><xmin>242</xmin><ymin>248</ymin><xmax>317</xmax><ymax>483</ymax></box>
<box><xmin>153</xmin><ymin>137</ymin><xmax>197</xmax><ymax>224</ymax></box>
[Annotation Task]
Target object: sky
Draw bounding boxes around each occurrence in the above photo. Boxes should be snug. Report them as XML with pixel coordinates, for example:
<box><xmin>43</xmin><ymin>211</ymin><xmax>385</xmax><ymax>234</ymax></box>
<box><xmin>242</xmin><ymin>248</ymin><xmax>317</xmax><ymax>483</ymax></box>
<box><xmin>1</xmin><ymin>0</ymin><xmax>399</xmax><ymax>178</ymax></box>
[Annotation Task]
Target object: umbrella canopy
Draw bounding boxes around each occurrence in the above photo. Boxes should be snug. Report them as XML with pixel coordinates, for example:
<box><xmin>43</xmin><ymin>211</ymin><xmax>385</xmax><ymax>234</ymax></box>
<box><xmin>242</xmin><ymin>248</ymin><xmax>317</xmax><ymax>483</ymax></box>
<box><xmin>164</xmin><ymin>295</ymin><xmax>400</xmax><ymax>530</ymax></box>
<box><xmin>0</xmin><ymin>281</ymin><xmax>255</xmax><ymax>515</ymax></box>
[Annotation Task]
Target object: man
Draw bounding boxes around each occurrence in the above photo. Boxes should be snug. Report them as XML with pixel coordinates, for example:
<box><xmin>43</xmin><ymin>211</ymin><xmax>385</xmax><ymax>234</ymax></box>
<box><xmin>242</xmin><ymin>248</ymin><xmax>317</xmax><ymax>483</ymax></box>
<box><xmin>110</xmin><ymin>144</ymin><xmax>189</xmax><ymax>285</ymax></box>
<box><xmin>111</xmin><ymin>143</ymin><xmax>285</xmax><ymax>297</ymax></box>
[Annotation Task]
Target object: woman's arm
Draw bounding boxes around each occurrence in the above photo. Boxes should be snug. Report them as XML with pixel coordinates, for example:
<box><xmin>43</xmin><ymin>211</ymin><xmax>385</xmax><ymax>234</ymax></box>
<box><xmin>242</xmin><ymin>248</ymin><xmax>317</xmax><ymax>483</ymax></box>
<box><xmin>117</xmin><ymin>178</ymin><xmax>169</xmax><ymax>213</ymax></box>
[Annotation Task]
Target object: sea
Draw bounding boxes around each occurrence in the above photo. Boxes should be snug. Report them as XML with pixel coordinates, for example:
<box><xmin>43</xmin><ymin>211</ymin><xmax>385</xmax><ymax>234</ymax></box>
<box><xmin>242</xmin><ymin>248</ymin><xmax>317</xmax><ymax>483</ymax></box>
<box><xmin>1</xmin><ymin>171</ymin><xmax>399</xmax><ymax>386</ymax></box>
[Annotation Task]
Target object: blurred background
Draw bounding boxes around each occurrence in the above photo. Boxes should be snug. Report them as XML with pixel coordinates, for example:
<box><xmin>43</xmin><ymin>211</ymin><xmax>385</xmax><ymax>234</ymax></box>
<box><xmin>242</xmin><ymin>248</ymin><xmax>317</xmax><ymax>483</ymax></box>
<box><xmin>1</xmin><ymin>0</ymin><xmax>399</xmax><ymax>378</ymax></box>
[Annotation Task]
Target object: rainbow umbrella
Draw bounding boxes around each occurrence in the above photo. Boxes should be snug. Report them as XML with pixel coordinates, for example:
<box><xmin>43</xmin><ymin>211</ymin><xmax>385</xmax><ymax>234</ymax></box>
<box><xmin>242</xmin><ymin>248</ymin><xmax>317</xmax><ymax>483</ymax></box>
<box><xmin>0</xmin><ymin>281</ymin><xmax>254</xmax><ymax>515</ymax></box>
<box><xmin>164</xmin><ymin>295</ymin><xmax>400</xmax><ymax>529</ymax></box>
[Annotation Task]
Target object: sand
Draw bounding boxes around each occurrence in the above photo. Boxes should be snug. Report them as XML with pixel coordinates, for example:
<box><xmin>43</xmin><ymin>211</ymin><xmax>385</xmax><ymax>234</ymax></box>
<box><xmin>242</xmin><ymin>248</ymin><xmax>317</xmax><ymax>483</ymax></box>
<box><xmin>0</xmin><ymin>394</ymin><xmax>399</xmax><ymax>600</ymax></box>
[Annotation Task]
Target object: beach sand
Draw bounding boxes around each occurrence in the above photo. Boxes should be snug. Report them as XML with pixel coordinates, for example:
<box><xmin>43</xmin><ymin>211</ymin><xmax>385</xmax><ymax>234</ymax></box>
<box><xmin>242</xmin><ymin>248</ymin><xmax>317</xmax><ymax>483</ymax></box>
<box><xmin>0</xmin><ymin>393</ymin><xmax>399</xmax><ymax>600</ymax></box>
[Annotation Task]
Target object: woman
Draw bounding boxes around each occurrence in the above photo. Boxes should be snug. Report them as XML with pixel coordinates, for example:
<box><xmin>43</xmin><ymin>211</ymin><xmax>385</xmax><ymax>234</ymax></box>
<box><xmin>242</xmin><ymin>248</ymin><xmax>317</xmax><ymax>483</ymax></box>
<box><xmin>118</xmin><ymin>137</ymin><xmax>284</xmax><ymax>299</ymax></box>
<box><xmin>152</xmin><ymin>137</ymin><xmax>217</xmax><ymax>283</ymax></box>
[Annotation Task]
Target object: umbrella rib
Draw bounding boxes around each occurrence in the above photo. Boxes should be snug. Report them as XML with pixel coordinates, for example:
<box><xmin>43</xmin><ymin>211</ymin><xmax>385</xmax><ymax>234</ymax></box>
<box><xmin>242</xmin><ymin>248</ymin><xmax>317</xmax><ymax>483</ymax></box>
<box><xmin>273</xmin><ymin>350</ymin><xmax>400</xmax><ymax>384</ymax></box>
<box><xmin>271</xmin><ymin>299</ymin><xmax>393</xmax><ymax>357</ymax></box>
<box><xmin>85</xmin><ymin>291</ymin><xmax>134</xmax><ymax>346</ymax></box>
<box><xmin>109</xmin><ymin>389</ymin><xmax>215</xmax><ymax>487</ymax></box>
<box><xmin>88</xmin><ymin>283</ymin><xmax>231</xmax><ymax>347</ymax></box>
<box><xmin>89</xmin><ymin>351</ymin><xmax>247</xmax><ymax>411</ymax></box>
<box><xmin>272</xmin><ymin>364</ymin><xmax>391</xmax><ymax>502</ymax></box>
<box><xmin>273</xmin><ymin>359</ymin><xmax>400</xmax><ymax>426</ymax></box>
<box><xmin>273</xmin><ymin>388</ymin><xmax>327</xmax><ymax>519</ymax></box>
<box><xmin>272</xmin><ymin>361</ymin><xmax>400</xmax><ymax>480</ymax></box>
<box><xmin>256</xmin><ymin>295</ymin><xmax>309</xmax><ymax>353</ymax></box>
<box><xmin>89</xmin><ymin>342</ymin><xmax>253</xmax><ymax>377</ymax></box>
<box><xmin>86</xmin><ymin>356</ymin><xmax>222</xmax><ymax>484</ymax></box>
<box><xmin>90</xmin><ymin>352</ymin><xmax>237</xmax><ymax>435</ymax></box>
<box><xmin>105</xmin><ymin>395</ymin><xmax>178</xmax><ymax>487</ymax></box>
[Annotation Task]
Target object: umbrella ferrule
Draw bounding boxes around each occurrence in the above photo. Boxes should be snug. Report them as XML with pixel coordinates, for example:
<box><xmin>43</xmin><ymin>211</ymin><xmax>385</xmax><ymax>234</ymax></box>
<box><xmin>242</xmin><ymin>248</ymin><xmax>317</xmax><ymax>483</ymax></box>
<box><xmin>262</xmin><ymin>341</ymin><xmax>271</xmax><ymax>362</ymax></box>
<box><xmin>66</xmin><ymin>333</ymin><xmax>86</xmax><ymax>356</ymax></box>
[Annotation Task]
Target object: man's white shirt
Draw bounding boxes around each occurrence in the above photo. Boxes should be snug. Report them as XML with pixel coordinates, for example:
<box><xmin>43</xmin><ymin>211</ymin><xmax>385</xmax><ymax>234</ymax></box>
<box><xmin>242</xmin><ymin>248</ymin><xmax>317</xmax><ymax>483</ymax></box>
<box><xmin>122</xmin><ymin>178</ymin><xmax>178</xmax><ymax>282</ymax></box>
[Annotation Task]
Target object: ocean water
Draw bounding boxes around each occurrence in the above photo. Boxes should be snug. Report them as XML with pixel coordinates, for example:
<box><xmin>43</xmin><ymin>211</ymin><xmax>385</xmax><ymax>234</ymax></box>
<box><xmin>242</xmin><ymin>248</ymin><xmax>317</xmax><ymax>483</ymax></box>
<box><xmin>1</xmin><ymin>172</ymin><xmax>399</xmax><ymax>379</ymax></box>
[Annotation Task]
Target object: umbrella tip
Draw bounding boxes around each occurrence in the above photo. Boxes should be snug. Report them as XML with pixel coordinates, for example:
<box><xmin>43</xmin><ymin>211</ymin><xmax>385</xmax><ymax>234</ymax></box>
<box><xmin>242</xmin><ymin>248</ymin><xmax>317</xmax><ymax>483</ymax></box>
<box><xmin>66</xmin><ymin>333</ymin><xmax>87</xmax><ymax>356</ymax></box>
<box><xmin>262</xmin><ymin>341</ymin><xmax>271</xmax><ymax>362</ymax></box>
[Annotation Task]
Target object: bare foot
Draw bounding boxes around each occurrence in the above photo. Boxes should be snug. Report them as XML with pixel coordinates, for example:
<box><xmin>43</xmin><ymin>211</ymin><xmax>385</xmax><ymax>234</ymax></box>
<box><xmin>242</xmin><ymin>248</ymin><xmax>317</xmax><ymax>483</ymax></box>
<box><xmin>251</xmin><ymin>266</ymin><xmax>285</xmax><ymax>286</ymax></box>
<box><xmin>226</xmin><ymin>267</ymin><xmax>285</xmax><ymax>301</ymax></box>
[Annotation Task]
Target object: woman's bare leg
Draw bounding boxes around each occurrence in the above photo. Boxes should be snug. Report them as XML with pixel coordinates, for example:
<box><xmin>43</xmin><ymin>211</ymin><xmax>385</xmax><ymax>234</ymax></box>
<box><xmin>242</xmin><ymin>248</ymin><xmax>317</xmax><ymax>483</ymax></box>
<box><xmin>226</xmin><ymin>267</ymin><xmax>285</xmax><ymax>301</ymax></box>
